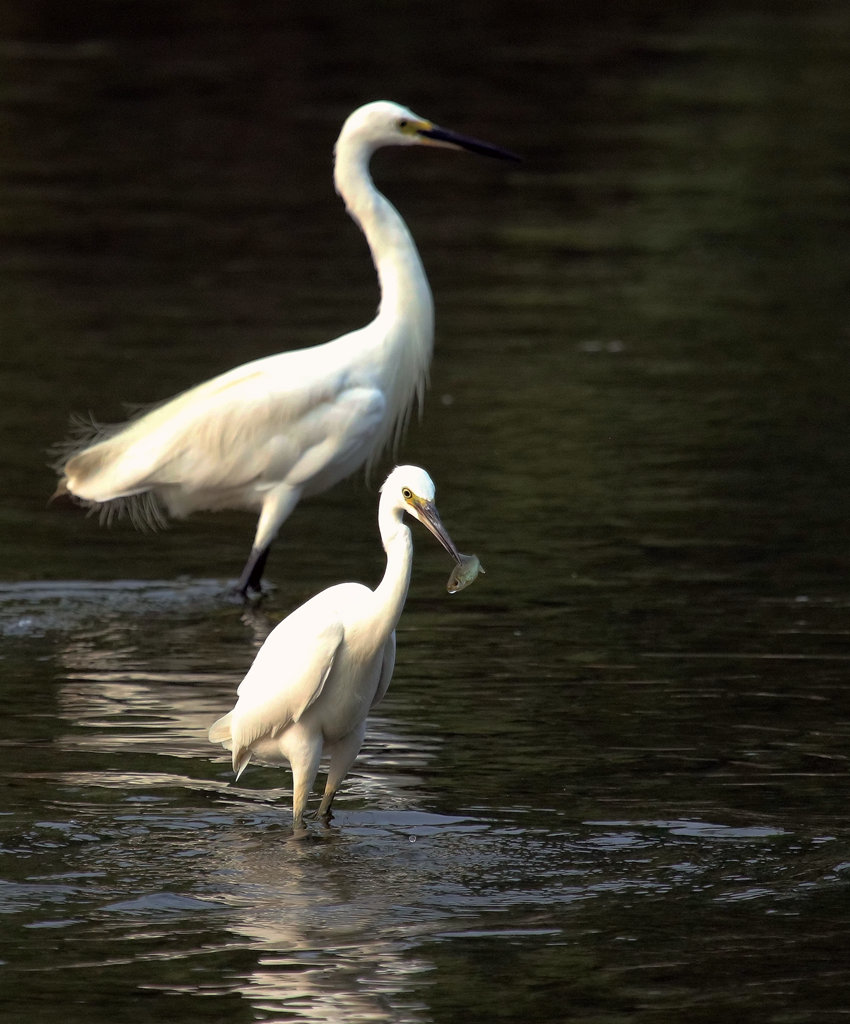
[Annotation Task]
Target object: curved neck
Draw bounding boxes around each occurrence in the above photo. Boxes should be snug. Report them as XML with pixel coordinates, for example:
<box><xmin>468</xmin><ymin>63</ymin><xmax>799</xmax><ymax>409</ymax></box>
<box><xmin>334</xmin><ymin>140</ymin><xmax>433</xmax><ymax>344</ymax></box>
<box><xmin>333</xmin><ymin>138</ymin><xmax>435</xmax><ymax>466</ymax></box>
<box><xmin>372</xmin><ymin>506</ymin><xmax>414</xmax><ymax>636</ymax></box>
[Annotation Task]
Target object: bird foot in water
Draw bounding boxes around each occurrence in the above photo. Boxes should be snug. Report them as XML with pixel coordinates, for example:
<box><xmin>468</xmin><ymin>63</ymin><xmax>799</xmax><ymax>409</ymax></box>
<box><xmin>228</xmin><ymin>585</ymin><xmax>267</xmax><ymax>607</ymax></box>
<box><xmin>303</xmin><ymin>807</ymin><xmax>335</xmax><ymax>826</ymax></box>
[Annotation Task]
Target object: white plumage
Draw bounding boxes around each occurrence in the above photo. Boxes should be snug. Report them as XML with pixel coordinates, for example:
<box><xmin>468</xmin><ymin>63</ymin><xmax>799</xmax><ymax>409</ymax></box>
<box><xmin>55</xmin><ymin>101</ymin><xmax>517</xmax><ymax>595</ymax></box>
<box><xmin>208</xmin><ymin>465</ymin><xmax>462</xmax><ymax>828</ymax></box>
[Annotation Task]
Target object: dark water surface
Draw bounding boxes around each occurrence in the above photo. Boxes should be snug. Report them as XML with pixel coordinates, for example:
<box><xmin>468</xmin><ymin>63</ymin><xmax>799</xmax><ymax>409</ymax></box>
<box><xmin>3</xmin><ymin>3</ymin><xmax>850</xmax><ymax>1021</ymax></box>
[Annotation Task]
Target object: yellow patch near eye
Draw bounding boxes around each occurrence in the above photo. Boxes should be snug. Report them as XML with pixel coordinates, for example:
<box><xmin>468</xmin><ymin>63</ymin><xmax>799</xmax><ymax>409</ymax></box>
<box><xmin>399</xmin><ymin>119</ymin><xmax>430</xmax><ymax>137</ymax></box>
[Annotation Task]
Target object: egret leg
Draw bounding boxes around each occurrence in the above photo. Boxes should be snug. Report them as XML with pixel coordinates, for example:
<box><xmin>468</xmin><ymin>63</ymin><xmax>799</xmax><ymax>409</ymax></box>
<box><xmin>236</xmin><ymin>484</ymin><xmax>302</xmax><ymax>597</ymax></box>
<box><xmin>317</xmin><ymin>721</ymin><xmax>367</xmax><ymax>819</ymax></box>
<box><xmin>290</xmin><ymin>737</ymin><xmax>325</xmax><ymax>829</ymax></box>
<box><xmin>236</xmin><ymin>545</ymin><xmax>270</xmax><ymax>597</ymax></box>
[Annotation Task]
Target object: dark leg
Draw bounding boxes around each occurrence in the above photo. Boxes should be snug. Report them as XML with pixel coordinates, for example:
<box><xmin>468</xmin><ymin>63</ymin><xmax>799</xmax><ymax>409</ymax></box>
<box><xmin>235</xmin><ymin>545</ymin><xmax>270</xmax><ymax>598</ymax></box>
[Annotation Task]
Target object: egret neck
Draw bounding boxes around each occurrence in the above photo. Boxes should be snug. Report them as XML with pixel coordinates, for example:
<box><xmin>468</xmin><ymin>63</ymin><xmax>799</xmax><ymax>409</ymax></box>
<box><xmin>369</xmin><ymin>500</ymin><xmax>415</xmax><ymax>642</ymax></box>
<box><xmin>334</xmin><ymin>139</ymin><xmax>434</xmax><ymax>461</ymax></box>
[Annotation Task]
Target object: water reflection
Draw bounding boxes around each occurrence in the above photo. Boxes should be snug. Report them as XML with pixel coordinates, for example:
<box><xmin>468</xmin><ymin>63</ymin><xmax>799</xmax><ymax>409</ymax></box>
<box><xmin>207</xmin><ymin>829</ymin><xmax>442</xmax><ymax>1023</ymax></box>
<box><xmin>20</xmin><ymin>580</ymin><xmax>835</xmax><ymax>1021</ymax></box>
<box><xmin>2</xmin><ymin>577</ymin><xmax>850</xmax><ymax>1024</ymax></box>
<box><xmin>0</xmin><ymin>579</ymin><xmax>232</xmax><ymax>638</ymax></box>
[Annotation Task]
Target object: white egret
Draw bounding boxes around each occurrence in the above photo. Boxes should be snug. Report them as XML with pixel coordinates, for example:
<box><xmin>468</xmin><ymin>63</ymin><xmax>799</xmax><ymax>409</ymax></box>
<box><xmin>55</xmin><ymin>100</ymin><xmax>517</xmax><ymax>596</ymax></box>
<box><xmin>208</xmin><ymin>464</ymin><xmax>462</xmax><ymax>828</ymax></box>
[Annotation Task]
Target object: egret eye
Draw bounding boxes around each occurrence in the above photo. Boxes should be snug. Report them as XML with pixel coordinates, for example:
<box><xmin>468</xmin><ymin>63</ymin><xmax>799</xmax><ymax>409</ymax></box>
<box><xmin>402</xmin><ymin>487</ymin><xmax>413</xmax><ymax>500</ymax></box>
<box><xmin>397</xmin><ymin>118</ymin><xmax>409</xmax><ymax>130</ymax></box>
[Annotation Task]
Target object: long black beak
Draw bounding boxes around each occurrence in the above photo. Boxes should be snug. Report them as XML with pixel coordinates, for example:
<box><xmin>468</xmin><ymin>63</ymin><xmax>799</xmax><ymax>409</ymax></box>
<box><xmin>418</xmin><ymin>125</ymin><xmax>521</xmax><ymax>162</ymax></box>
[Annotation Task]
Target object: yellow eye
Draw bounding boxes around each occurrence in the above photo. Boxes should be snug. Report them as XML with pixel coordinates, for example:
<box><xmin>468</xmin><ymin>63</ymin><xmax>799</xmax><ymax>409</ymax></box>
<box><xmin>402</xmin><ymin>487</ymin><xmax>413</xmax><ymax>500</ymax></box>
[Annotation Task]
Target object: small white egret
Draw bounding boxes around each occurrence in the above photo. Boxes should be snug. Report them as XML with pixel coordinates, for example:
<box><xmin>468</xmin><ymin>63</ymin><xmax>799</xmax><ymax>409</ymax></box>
<box><xmin>208</xmin><ymin>464</ymin><xmax>462</xmax><ymax>828</ymax></box>
<box><xmin>55</xmin><ymin>100</ymin><xmax>517</xmax><ymax>596</ymax></box>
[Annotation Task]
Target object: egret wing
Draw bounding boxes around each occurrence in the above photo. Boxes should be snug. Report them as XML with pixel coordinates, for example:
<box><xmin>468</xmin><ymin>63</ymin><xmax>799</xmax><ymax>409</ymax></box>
<box><xmin>283</xmin><ymin>384</ymin><xmax>385</xmax><ymax>493</ymax></box>
<box><xmin>62</xmin><ymin>333</ymin><xmax>380</xmax><ymax>502</ymax></box>
<box><xmin>229</xmin><ymin>597</ymin><xmax>346</xmax><ymax>759</ymax></box>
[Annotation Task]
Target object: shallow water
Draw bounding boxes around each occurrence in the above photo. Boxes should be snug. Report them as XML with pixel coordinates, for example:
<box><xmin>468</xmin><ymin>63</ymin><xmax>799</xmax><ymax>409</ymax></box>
<box><xmin>3</xmin><ymin>2</ymin><xmax>850</xmax><ymax>1021</ymax></box>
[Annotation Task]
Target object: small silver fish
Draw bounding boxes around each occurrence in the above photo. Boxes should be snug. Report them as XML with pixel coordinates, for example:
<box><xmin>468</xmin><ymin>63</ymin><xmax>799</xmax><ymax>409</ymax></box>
<box><xmin>447</xmin><ymin>553</ymin><xmax>484</xmax><ymax>594</ymax></box>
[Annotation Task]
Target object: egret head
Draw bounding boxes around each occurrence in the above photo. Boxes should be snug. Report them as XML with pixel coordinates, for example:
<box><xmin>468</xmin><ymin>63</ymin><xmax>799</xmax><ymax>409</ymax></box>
<box><xmin>338</xmin><ymin>101</ymin><xmax>520</xmax><ymax>162</ymax></box>
<box><xmin>381</xmin><ymin>465</ymin><xmax>462</xmax><ymax>563</ymax></box>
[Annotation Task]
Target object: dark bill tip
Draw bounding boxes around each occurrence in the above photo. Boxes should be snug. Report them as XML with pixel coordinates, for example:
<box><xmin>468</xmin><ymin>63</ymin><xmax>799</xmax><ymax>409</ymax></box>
<box><xmin>419</xmin><ymin>125</ymin><xmax>522</xmax><ymax>162</ymax></box>
<box><xmin>416</xmin><ymin>500</ymin><xmax>463</xmax><ymax>564</ymax></box>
